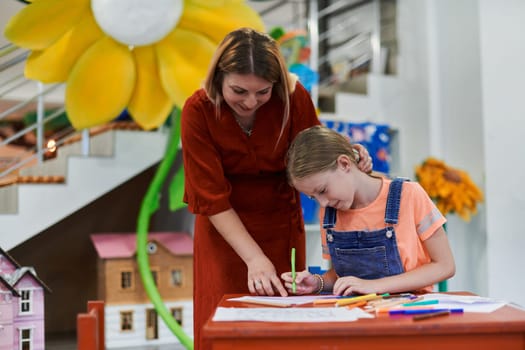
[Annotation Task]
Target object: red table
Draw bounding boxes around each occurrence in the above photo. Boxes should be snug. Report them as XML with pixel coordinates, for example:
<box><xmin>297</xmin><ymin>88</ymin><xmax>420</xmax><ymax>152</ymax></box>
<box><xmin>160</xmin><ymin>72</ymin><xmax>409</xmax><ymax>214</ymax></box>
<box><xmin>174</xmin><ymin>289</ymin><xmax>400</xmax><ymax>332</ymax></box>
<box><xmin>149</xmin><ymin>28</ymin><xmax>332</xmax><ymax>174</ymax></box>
<box><xmin>203</xmin><ymin>293</ymin><xmax>525</xmax><ymax>350</ymax></box>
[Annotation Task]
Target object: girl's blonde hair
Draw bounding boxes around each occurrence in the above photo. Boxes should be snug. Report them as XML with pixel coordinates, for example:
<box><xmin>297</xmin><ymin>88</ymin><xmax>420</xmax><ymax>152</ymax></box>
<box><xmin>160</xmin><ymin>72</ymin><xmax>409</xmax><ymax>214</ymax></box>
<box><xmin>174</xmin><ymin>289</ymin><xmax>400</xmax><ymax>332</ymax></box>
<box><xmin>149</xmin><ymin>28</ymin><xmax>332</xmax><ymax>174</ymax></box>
<box><xmin>203</xmin><ymin>27</ymin><xmax>294</xmax><ymax>144</ymax></box>
<box><xmin>286</xmin><ymin>126</ymin><xmax>358</xmax><ymax>181</ymax></box>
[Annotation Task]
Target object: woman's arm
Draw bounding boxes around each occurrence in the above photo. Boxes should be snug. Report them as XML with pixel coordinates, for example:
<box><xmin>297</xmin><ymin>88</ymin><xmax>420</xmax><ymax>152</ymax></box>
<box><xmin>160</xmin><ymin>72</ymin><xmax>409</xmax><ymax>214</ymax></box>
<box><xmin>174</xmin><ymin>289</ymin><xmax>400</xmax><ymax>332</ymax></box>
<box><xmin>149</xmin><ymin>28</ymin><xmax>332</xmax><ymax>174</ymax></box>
<box><xmin>332</xmin><ymin>227</ymin><xmax>456</xmax><ymax>295</ymax></box>
<box><xmin>209</xmin><ymin>208</ymin><xmax>288</xmax><ymax>297</ymax></box>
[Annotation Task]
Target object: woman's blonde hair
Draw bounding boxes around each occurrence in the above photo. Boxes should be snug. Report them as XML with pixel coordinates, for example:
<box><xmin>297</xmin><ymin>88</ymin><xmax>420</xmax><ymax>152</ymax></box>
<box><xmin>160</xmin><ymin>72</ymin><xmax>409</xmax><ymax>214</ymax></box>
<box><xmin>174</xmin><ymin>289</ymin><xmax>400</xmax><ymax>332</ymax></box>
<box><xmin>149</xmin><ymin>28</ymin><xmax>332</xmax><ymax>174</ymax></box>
<box><xmin>286</xmin><ymin>126</ymin><xmax>358</xmax><ymax>181</ymax></box>
<box><xmin>203</xmin><ymin>27</ymin><xmax>294</xmax><ymax>143</ymax></box>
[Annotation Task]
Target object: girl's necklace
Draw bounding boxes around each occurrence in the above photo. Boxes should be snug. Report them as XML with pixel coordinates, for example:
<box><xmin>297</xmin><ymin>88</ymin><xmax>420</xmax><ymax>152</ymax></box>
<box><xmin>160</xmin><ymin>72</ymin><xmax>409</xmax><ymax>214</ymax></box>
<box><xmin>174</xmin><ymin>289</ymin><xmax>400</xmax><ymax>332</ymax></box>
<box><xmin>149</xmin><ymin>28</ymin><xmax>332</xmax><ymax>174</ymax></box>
<box><xmin>234</xmin><ymin>115</ymin><xmax>253</xmax><ymax>137</ymax></box>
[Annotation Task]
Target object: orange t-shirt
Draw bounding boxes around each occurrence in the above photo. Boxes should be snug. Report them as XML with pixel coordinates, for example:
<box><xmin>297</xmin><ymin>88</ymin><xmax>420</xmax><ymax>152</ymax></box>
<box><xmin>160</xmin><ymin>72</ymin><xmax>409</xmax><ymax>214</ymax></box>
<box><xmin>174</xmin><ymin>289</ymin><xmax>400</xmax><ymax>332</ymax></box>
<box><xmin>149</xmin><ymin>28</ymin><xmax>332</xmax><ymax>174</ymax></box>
<box><xmin>319</xmin><ymin>177</ymin><xmax>446</xmax><ymax>292</ymax></box>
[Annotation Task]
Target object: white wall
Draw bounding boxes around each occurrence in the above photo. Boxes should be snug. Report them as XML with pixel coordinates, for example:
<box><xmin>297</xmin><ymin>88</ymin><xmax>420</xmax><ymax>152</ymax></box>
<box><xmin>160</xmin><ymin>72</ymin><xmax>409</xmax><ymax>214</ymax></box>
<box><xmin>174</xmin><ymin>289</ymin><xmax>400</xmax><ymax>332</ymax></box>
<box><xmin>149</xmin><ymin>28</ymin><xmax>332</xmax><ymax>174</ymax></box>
<box><xmin>479</xmin><ymin>0</ymin><xmax>525</xmax><ymax>305</ymax></box>
<box><xmin>426</xmin><ymin>0</ymin><xmax>487</xmax><ymax>299</ymax></box>
<box><xmin>335</xmin><ymin>0</ymin><xmax>525</xmax><ymax>306</ymax></box>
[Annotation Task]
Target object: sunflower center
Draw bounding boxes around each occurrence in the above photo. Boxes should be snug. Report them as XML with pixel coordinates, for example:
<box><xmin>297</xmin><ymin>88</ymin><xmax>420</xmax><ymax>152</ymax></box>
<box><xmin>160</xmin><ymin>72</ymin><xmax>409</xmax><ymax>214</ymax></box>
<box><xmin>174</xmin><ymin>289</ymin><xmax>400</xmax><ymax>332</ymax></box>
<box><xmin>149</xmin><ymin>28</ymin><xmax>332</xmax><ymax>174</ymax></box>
<box><xmin>91</xmin><ymin>0</ymin><xmax>183</xmax><ymax>46</ymax></box>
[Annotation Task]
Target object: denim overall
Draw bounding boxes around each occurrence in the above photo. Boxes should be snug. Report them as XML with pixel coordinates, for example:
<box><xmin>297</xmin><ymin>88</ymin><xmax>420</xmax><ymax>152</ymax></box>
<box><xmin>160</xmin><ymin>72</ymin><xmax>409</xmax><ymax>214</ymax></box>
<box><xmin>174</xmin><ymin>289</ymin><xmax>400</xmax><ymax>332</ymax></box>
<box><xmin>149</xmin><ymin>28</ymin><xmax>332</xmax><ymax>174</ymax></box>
<box><xmin>322</xmin><ymin>178</ymin><xmax>407</xmax><ymax>279</ymax></box>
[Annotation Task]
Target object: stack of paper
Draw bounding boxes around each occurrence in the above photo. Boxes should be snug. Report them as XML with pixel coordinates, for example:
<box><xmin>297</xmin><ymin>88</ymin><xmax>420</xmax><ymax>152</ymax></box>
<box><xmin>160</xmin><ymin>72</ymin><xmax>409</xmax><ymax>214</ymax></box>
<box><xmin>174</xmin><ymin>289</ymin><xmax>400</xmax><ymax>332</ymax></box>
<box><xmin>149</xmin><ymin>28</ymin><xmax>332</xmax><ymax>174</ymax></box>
<box><xmin>213</xmin><ymin>306</ymin><xmax>374</xmax><ymax>322</ymax></box>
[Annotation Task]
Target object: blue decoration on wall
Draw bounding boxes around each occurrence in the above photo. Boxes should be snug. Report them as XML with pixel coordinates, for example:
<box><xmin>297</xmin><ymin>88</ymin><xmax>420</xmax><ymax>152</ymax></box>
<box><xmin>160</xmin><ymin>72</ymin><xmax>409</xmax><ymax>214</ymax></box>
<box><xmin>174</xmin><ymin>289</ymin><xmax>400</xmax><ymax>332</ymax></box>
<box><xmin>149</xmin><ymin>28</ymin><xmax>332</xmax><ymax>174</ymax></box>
<box><xmin>322</xmin><ymin>120</ymin><xmax>391</xmax><ymax>175</ymax></box>
<box><xmin>300</xmin><ymin>192</ymin><xmax>319</xmax><ymax>224</ymax></box>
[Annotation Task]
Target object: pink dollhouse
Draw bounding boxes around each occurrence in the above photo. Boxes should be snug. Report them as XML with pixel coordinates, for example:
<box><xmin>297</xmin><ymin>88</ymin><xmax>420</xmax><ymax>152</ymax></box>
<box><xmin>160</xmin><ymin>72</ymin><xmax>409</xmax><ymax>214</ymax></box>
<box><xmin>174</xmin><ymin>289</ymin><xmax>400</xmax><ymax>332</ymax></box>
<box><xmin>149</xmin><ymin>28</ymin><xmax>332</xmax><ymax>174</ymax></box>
<box><xmin>0</xmin><ymin>247</ymin><xmax>51</xmax><ymax>350</ymax></box>
<box><xmin>90</xmin><ymin>232</ymin><xmax>193</xmax><ymax>348</ymax></box>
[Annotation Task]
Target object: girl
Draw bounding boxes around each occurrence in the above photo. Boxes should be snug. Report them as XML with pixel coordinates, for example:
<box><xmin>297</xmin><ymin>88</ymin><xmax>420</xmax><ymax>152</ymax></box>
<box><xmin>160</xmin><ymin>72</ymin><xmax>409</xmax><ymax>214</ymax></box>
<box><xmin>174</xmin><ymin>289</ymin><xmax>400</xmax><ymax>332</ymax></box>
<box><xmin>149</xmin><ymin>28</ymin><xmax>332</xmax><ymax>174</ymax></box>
<box><xmin>282</xmin><ymin>125</ymin><xmax>455</xmax><ymax>295</ymax></box>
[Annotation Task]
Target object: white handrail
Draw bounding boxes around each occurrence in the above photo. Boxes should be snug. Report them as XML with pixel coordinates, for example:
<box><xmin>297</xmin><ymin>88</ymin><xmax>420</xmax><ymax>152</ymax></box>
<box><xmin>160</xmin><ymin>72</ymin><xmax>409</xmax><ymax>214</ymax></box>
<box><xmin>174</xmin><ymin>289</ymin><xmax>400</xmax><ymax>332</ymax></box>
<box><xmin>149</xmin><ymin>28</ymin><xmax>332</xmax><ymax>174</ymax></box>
<box><xmin>0</xmin><ymin>44</ymin><xmax>76</xmax><ymax>180</ymax></box>
<box><xmin>0</xmin><ymin>83</ymin><xmax>63</xmax><ymax>121</ymax></box>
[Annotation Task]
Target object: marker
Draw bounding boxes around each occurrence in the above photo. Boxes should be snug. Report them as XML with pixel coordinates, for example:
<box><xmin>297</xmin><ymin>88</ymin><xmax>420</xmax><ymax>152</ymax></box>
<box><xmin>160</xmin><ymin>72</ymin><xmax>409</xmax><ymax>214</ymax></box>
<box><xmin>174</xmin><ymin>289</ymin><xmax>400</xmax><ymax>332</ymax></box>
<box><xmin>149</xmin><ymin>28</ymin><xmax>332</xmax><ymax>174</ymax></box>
<box><xmin>413</xmin><ymin>310</ymin><xmax>451</xmax><ymax>321</ymax></box>
<box><xmin>313</xmin><ymin>295</ymin><xmax>365</xmax><ymax>305</ymax></box>
<box><xmin>370</xmin><ymin>296</ymin><xmax>423</xmax><ymax>310</ymax></box>
<box><xmin>402</xmin><ymin>299</ymin><xmax>439</xmax><ymax>307</ymax></box>
<box><xmin>291</xmin><ymin>247</ymin><xmax>296</xmax><ymax>293</ymax></box>
<box><xmin>335</xmin><ymin>293</ymin><xmax>379</xmax><ymax>307</ymax></box>
<box><xmin>346</xmin><ymin>300</ymin><xmax>368</xmax><ymax>309</ymax></box>
<box><xmin>389</xmin><ymin>308</ymin><xmax>464</xmax><ymax>315</ymax></box>
<box><xmin>376</xmin><ymin>305</ymin><xmax>444</xmax><ymax>314</ymax></box>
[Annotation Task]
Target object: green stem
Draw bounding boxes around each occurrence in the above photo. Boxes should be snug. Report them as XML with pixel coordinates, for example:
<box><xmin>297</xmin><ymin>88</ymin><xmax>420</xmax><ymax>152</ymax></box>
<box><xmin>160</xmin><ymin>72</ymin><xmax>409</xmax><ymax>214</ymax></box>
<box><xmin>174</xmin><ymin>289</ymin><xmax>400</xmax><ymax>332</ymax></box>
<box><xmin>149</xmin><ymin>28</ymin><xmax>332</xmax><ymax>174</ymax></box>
<box><xmin>136</xmin><ymin>109</ymin><xmax>193</xmax><ymax>350</ymax></box>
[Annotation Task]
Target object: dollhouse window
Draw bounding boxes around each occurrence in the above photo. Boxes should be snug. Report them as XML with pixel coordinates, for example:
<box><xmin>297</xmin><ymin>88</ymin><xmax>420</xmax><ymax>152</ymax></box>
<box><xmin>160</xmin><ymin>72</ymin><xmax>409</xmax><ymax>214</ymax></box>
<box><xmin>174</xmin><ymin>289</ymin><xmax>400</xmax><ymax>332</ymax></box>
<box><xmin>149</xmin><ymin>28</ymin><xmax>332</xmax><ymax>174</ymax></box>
<box><xmin>151</xmin><ymin>269</ymin><xmax>159</xmax><ymax>286</ymax></box>
<box><xmin>171</xmin><ymin>269</ymin><xmax>182</xmax><ymax>287</ymax></box>
<box><xmin>19</xmin><ymin>290</ymin><xmax>32</xmax><ymax>314</ymax></box>
<box><xmin>171</xmin><ymin>307</ymin><xmax>183</xmax><ymax>326</ymax></box>
<box><xmin>20</xmin><ymin>328</ymin><xmax>32</xmax><ymax>350</ymax></box>
<box><xmin>120</xmin><ymin>311</ymin><xmax>133</xmax><ymax>331</ymax></box>
<box><xmin>121</xmin><ymin>271</ymin><xmax>133</xmax><ymax>290</ymax></box>
<box><xmin>147</xmin><ymin>242</ymin><xmax>158</xmax><ymax>254</ymax></box>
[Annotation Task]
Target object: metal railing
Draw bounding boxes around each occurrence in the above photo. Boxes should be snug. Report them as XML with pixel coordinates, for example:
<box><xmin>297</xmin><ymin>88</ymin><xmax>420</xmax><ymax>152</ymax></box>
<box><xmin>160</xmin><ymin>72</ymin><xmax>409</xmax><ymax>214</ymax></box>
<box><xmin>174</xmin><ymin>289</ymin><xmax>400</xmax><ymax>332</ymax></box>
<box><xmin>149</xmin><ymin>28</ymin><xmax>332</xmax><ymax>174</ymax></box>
<box><xmin>0</xmin><ymin>43</ymin><xmax>87</xmax><ymax>181</ymax></box>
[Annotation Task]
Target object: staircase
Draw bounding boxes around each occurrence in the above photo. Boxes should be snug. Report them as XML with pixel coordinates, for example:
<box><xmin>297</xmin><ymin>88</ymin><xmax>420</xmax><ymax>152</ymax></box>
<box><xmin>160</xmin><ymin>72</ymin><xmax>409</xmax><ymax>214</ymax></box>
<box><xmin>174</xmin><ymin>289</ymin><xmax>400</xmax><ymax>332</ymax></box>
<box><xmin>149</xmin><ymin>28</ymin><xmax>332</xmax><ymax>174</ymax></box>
<box><xmin>0</xmin><ymin>125</ymin><xmax>168</xmax><ymax>251</ymax></box>
<box><xmin>0</xmin><ymin>0</ymin><xmax>174</xmax><ymax>252</ymax></box>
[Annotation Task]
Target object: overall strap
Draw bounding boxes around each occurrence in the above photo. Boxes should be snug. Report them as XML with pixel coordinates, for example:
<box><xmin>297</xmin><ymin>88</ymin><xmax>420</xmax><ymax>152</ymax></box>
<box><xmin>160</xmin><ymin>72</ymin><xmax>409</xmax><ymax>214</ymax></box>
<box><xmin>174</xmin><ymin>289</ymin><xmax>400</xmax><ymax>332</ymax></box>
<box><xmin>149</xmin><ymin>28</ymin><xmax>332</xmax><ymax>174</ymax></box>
<box><xmin>322</xmin><ymin>206</ymin><xmax>337</xmax><ymax>229</ymax></box>
<box><xmin>384</xmin><ymin>177</ymin><xmax>409</xmax><ymax>224</ymax></box>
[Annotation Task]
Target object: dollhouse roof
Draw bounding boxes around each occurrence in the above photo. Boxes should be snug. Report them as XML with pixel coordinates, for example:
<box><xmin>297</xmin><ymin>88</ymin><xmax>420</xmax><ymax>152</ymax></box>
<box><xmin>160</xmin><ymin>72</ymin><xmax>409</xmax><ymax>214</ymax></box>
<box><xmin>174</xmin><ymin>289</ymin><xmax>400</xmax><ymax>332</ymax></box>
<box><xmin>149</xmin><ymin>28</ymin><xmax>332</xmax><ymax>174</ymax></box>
<box><xmin>90</xmin><ymin>232</ymin><xmax>193</xmax><ymax>259</ymax></box>
<box><xmin>9</xmin><ymin>267</ymin><xmax>52</xmax><ymax>292</ymax></box>
<box><xmin>0</xmin><ymin>246</ymin><xmax>22</xmax><ymax>269</ymax></box>
<box><xmin>0</xmin><ymin>275</ymin><xmax>20</xmax><ymax>296</ymax></box>
<box><xmin>0</xmin><ymin>247</ymin><xmax>52</xmax><ymax>293</ymax></box>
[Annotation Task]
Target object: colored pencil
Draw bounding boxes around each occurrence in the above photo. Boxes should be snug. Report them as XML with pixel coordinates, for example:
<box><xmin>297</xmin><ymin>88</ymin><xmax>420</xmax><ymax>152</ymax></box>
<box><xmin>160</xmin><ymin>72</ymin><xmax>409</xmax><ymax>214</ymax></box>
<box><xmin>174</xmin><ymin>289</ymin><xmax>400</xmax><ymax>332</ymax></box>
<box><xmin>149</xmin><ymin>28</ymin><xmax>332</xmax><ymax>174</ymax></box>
<box><xmin>389</xmin><ymin>308</ymin><xmax>464</xmax><ymax>315</ymax></box>
<box><xmin>413</xmin><ymin>310</ymin><xmax>451</xmax><ymax>321</ymax></box>
<box><xmin>336</xmin><ymin>293</ymin><xmax>379</xmax><ymax>307</ymax></box>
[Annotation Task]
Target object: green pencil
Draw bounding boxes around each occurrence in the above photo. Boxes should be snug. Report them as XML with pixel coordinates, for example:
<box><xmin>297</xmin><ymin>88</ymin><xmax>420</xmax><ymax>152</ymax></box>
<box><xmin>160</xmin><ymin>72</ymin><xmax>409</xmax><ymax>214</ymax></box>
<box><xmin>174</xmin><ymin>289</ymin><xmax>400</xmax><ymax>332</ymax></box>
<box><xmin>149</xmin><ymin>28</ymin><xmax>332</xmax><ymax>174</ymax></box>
<box><xmin>291</xmin><ymin>248</ymin><xmax>296</xmax><ymax>293</ymax></box>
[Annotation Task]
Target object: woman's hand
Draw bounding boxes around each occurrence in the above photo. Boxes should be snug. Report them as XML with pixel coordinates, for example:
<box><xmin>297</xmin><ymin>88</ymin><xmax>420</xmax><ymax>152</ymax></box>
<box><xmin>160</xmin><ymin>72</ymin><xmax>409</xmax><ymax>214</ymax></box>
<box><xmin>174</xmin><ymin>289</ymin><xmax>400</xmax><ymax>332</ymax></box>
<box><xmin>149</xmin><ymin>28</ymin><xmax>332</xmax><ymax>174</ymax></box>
<box><xmin>352</xmin><ymin>143</ymin><xmax>373</xmax><ymax>173</ymax></box>
<box><xmin>247</xmin><ymin>255</ymin><xmax>288</xmax><ymax>297</ymax></box>
<box><xmin>281</xmin><ymin>270</ymin><xmax>319</xmax><ymax>295</ymax></box>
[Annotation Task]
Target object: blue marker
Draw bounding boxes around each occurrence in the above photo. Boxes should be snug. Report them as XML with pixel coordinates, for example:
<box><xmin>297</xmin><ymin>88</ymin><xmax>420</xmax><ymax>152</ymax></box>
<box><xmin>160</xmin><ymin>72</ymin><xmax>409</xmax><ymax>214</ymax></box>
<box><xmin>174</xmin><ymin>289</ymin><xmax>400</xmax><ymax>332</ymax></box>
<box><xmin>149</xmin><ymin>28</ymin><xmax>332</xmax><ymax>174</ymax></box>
<box><xmin>389</xmin><ymin>308</ymin><xmax>464</xmax><ymax>315</ymax></box>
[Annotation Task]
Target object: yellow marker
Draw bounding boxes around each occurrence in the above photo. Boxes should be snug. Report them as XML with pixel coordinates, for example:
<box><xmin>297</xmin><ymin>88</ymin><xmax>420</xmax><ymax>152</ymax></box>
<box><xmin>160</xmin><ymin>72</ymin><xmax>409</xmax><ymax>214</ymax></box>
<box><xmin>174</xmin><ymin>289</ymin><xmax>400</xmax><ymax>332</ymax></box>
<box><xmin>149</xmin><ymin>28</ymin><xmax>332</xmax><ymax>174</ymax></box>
<box><xmin>370</xmin><ymin>296</ymin><xmax>424</xmax><ymax>310</ymax></box>
<box><xmin>336</xmin><ymin>293</ymin><xmax>378</xmax><ymax>307</ymax></box>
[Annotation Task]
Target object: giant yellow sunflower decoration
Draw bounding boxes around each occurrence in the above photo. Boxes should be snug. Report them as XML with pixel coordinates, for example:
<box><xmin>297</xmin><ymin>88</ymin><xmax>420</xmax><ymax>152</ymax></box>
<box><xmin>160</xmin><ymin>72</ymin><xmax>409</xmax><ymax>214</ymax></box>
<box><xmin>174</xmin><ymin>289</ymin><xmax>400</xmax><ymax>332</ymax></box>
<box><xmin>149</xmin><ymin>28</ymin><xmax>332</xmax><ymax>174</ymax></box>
<box><xmin>415</xmin><ymin>157</ymin><xmax>484</xmax><ymax>222</ymax></box>
<box><xmin>4</xmin><ymin>0</ymin><xmax>265</xmax><ymax>130</ymax></box>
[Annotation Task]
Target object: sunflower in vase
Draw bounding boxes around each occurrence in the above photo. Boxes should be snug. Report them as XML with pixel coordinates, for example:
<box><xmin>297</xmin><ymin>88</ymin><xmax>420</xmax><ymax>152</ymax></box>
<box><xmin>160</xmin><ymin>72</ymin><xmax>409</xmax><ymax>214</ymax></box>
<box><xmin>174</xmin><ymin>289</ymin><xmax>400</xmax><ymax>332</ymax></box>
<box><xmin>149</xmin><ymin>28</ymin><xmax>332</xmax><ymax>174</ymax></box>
<box><xmin>415</xmin><ymin>157</ymin><xmax>483</xmax><ymax>222</ymax></box>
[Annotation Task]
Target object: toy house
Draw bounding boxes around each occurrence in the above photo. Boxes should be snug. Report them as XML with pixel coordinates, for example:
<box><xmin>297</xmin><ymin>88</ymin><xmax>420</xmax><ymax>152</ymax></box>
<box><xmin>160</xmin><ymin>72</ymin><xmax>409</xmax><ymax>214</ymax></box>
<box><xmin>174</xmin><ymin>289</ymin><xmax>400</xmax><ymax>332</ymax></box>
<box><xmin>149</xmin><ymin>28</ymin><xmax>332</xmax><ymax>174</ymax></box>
<box><xmin>0</xmin><ymin>247</ymin><xmax>51</xmax><ymax>350</ymax></box>
<box><xmin>90</xmin><ymin>232</ymin><xmax>193</xmax><ymax>348</ymax></box>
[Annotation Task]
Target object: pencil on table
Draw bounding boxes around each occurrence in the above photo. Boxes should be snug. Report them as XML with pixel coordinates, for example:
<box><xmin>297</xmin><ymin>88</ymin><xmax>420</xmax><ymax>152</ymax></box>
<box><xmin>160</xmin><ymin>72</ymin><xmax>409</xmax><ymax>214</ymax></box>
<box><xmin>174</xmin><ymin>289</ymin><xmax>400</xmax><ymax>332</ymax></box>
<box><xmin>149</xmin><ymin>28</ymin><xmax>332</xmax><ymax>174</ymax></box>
<box><xmin>336</xmin><ymin>293</ymin><xmax>379</xmax><ymax>307</ymax></box>
<box><xmin>412</xmin><ymin>310</ymin><xmax>451</xmax><ymax>321</ymax></box>
<box><xmin>371</xmin><ymin>296</ymin><xmax>425</xmax><ymax>311</ymax></box>
<box><xmin>346</xmin><ymin>300</ymin><xmax>368</xmax><ymax>309</ymax></box>
<box><xmin>235</xmin><ymin>299</ymin><xmax>293</xmax><ymax>308</ymax></box>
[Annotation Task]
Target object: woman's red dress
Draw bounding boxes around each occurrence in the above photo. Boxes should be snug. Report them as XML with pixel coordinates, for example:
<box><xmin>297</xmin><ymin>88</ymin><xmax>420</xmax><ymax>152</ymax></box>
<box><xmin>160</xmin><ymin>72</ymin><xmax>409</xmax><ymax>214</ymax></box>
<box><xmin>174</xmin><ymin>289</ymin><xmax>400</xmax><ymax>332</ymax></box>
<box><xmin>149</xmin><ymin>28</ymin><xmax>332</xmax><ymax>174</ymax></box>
<box><xmin>181</xmin><ymin>83</ymin><xmax>320</xmax><ymax>349</ymax></box>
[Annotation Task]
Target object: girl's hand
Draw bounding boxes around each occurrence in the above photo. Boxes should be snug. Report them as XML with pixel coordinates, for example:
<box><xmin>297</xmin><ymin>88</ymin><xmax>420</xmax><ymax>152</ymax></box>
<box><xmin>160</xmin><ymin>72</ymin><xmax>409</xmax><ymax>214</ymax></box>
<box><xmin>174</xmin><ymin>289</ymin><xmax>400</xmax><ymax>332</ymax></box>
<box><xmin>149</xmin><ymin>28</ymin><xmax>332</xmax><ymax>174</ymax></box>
<box><xmin>247</xmin><ymin>255</ymin><xmax>288</xmax><ymax>297</ymax></box>
<box><xmin>281</xmin><ymin>270</ymin><xmax>318</xmax><ymax>295</ymax></box>
<box><xmin>333</xmin><ymin>276</ymin><xmax>379</xmax><ymax>296</ymax></box>
<box><xmin>352</xmin><ymin>143</ymin><xmax>373</xmax><ymax>173</ymax></box>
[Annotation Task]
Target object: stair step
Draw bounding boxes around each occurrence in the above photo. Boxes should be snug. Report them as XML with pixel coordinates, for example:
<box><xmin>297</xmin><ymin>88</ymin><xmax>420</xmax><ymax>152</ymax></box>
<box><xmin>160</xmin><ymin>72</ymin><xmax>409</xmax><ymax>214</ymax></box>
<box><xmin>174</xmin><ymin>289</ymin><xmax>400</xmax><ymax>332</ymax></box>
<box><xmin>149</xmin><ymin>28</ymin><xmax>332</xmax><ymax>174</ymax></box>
<box><xmin>0</xmin><ymin>128</ymin><xmax>168</xmax><ymax>250</ymax></box>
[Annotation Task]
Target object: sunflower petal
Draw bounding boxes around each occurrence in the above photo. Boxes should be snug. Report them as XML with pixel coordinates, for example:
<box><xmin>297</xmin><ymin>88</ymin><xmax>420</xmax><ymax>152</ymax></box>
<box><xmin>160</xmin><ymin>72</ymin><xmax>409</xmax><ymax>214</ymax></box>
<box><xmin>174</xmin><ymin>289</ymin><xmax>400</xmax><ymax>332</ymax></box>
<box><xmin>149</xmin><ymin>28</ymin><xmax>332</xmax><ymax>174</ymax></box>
<box><xmin>4</xmin><ymin>0</ymin><xmax>90</xmax><ymax>50</ymax></box>
<box><xmin>156</xmin><ymin>28</ymin><xmax>215</xmax><ymax>107</ymax></box>
<box><xmin>66</xmin><ymin>37</ymin><xmax>135</xmax><ymax>129</ymax></box>
<box><xmin>25</xmin><ymin>12</ymin><xmax>103</xmax><ymax>83</ymax></box>
<box><xmin>179</xmin><ymin>1</ymin><xmax>265</xmax><ymax>43</ymax></box>
<box><xmin>186</xmin><ymin>0</ymin><xmax>228</xmax><ymax>7</ymax></box>
<box><xmin>128</xmin><ymin>46</ymin><xmax>173</xmax><ymax>130</ymax></box>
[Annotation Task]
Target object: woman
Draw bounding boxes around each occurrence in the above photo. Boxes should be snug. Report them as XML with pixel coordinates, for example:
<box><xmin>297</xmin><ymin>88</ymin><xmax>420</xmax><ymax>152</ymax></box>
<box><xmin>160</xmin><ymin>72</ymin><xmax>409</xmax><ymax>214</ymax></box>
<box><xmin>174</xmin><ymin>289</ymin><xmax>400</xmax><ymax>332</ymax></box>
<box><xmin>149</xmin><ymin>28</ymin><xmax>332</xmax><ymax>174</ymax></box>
<box><xmin>181</xmin><ymin>28</ymin><xmax>372</xmax><ymax>349</ymax></box>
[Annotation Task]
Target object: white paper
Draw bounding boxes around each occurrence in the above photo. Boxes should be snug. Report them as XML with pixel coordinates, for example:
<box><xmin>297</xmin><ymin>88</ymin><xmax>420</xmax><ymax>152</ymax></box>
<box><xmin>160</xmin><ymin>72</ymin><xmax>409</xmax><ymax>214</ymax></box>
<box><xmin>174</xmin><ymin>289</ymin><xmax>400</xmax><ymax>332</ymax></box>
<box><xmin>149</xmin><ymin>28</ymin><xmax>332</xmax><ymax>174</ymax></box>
<box><xmin>212</xmin><ymin>306</ymin><xmax>374</xmax><ymax>322</ymax></box>
<box><xmin>227</xmin><ymin>295</ymin><xmax>338</xmax><ymax>306</ymax></box>
<box><xmin>421</xmin><ymin>293</ymin><xmax>507</xmax><ymax>313</ymax></box>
